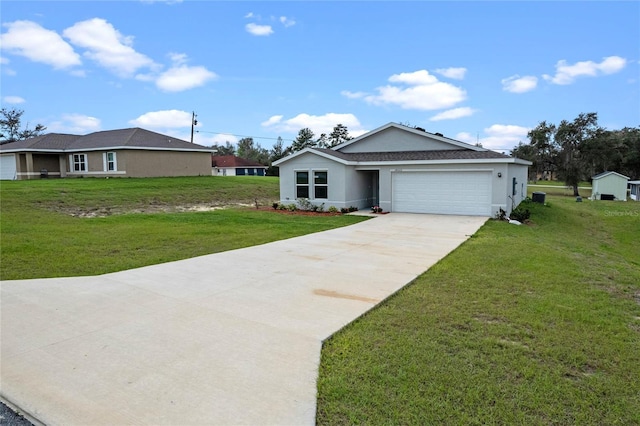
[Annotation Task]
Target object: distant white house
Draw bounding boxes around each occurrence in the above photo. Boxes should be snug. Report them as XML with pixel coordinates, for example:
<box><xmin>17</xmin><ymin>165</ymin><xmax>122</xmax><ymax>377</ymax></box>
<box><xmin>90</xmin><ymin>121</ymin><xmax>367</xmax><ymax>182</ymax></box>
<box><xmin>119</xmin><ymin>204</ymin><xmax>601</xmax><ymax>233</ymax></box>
<box><xmin>591</xmin><ymin>171</ymin><xmax>629</xmax><ymax>201</ymax></box>
<box><xmin>211</xmin><ymin>155</ymin><xmax>267</xmax><ymax>177</ymax></box>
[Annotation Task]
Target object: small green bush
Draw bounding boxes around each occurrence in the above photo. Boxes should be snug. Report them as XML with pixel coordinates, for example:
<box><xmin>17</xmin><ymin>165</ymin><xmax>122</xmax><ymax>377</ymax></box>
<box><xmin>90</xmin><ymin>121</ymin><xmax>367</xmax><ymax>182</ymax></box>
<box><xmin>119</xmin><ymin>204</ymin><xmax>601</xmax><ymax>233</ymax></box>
<box><xmin>328</xmin><ymin>206</ymin><xmax>338</xmax><ymax>213</ymax></box>
<box><xmin>510</xmin><ymin>207</ymin><xmax>531</xmax><ymax>222</ymax></box>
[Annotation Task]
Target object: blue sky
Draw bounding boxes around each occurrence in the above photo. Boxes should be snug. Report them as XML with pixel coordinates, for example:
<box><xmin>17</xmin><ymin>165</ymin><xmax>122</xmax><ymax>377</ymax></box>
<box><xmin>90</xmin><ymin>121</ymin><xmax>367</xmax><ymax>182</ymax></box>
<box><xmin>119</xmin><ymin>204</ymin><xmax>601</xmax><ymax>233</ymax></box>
<box><xmin>1</xmin><ymin>1</ymin><xmax>638</xmax><ymax>152</ymax></box>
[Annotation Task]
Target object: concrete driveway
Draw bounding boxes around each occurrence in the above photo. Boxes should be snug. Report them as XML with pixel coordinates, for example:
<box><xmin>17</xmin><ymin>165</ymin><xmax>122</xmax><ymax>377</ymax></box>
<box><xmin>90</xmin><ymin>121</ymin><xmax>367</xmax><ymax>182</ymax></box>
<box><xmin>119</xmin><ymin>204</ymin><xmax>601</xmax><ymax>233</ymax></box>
<box><xmin>1</xmin><ymin>213</ymin><xmax>487</xmax><ymax>425</ymax></box>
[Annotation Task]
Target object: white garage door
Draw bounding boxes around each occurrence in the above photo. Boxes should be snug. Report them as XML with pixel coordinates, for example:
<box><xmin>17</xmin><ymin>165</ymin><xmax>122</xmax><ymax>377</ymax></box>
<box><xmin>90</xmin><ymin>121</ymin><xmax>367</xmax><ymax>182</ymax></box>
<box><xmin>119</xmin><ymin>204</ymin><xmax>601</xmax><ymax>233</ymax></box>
<box><xmin>0</xmin><ymin>154</ymin><xmax>17</xmax><ymax>180</ymax></box>
<box><xmin>392</xmin><ymin>171</ymin><xmax>492</xmax><ymax>216</ymax></box>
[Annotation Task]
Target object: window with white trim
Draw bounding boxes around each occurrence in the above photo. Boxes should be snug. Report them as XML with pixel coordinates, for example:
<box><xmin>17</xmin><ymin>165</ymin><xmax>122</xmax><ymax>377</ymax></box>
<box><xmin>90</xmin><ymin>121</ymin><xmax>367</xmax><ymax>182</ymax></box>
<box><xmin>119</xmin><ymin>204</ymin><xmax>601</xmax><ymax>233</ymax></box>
<box><xmin>72</xmin><ymin>154</ymin><xmax>87</xmax><ymax>172</ymax></box>
<box><xmin>296</xmin><ymin>171</ymin><xmax>309</xmax><ymax>198</ymax></box>
<box><xmin>314</xmin><ymin>171</ymin><xmax>328</xmax><ymax>199</ymax></box>
<box><xmin>104</xmin><ymin>152</ymin><xmax>117</xmax><ymax>171</ymax></box>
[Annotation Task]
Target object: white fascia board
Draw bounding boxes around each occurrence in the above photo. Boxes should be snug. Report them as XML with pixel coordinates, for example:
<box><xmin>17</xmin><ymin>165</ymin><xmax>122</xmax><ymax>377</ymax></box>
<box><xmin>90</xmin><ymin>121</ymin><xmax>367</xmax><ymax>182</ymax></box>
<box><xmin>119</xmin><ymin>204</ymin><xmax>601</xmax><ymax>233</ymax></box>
<box><xmin>0</xmin><ymin>147</ymin><xmax>214</xmax><ymax>154</ymax></box>
<box><xmin>0</xmin><ymin>148</ymin><xmax>65</xmax><ymax>154</ymax></box>
<box><xmin>66</xmin><ymin>146</ymin><xmax>216</xmax><ymax>154</ymax></box>
<box><xmin>273</xmin><ymin>148</ymin><xmax>349</xmax><ymax>166</ymax></box>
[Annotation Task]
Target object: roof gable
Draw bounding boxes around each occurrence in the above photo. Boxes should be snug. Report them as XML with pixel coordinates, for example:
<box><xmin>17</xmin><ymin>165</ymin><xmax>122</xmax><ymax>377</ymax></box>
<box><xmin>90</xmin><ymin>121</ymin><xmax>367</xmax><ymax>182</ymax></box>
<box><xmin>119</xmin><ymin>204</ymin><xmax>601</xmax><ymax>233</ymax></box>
<box><xmin>335</xmin><ymin>122</ymin><xmax>485</xmax><ymax>154</ymax></box>
<box><xmin>592</xmin><ymin>171</ymin><xmax>630</xmax><ymax>180</ymax></box>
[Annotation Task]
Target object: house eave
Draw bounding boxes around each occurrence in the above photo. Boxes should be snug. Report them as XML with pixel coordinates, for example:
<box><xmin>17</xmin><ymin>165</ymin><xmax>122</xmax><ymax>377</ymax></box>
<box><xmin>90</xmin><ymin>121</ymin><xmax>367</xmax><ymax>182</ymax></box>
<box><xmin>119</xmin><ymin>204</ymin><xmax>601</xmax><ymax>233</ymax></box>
<box><xmin>1</xmin><ymin>146</ymin><xmax>215</xmax><ymax>154</ymax></box>
<box><xmin>353</xmin><ymin>158</ymin><xmax>532</xmax><ymax>167</ymax></box>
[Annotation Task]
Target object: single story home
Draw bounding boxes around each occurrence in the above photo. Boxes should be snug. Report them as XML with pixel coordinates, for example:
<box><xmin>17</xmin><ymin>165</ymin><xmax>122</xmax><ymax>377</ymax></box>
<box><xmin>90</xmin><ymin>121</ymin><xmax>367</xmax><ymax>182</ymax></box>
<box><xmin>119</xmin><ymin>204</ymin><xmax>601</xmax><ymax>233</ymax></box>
<box><xmin>591</xmin><ymin>171</ymin><xmax>629</xmax><ymax>201</ymax></box>
<box><xmin>0</xmin><ymin>128</ymin><xmax>214</xmax><ymax>180</ymax></box>
<box><xmin>212</xmin><ymin>155</ymin><xmax>267</xmax><ymax>176</ymax></box>
<box><xmin>273</xmin><ymin>122</ymin><xmax>531</xmax><ymax>217</ymax></box>
<box><xmin>629</xmin><ymin>181</ymin><xmax>640</xmax><ymax>201</ymax></box>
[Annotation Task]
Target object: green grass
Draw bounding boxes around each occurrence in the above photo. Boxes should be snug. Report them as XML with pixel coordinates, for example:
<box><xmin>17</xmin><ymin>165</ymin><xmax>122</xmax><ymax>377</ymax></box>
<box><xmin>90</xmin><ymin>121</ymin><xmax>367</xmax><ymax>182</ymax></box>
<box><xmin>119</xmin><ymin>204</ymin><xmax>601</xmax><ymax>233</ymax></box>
<box><xmin>0</xmin><ymin>177</ymin><xmax>366</xmax><ymax>280</ymax></box>
<box><xmin>317</xmin><ymin>196</ymin><xmax>640</xmax><ymax>425</ymax></box>
<box><xmin>528</xmin><ymin>181</ymin><xmax>593</xmax><ymax>197</ymax></box>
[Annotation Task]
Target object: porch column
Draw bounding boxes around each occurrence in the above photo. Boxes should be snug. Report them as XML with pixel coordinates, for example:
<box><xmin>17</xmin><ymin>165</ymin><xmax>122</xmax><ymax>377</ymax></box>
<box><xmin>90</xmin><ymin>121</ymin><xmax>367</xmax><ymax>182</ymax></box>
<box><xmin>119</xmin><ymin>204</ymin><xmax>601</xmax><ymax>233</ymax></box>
<box><xmin>25</xmin><ymin>152</ymin><xmax>34</xmax><ymax>180</ymax></box>
<box><xmin>59</xmin><ymin>155</ymin><xmax>67</xmax><ymax>178</ymax></box>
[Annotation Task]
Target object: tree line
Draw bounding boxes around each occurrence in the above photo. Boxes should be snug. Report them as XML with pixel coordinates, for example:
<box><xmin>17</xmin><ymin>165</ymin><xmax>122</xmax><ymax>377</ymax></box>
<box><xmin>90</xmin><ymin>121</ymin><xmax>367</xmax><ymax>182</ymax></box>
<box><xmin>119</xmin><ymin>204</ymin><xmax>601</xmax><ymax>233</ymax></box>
<box><xmin>511</xmin><ymin>112</ymin><xmax>640</xmax><ymax>195</ymax></box>
<box><xmin>212</xmin><ymin>124</ymin><xmax>353</xmax><ymax>176</ymax></box>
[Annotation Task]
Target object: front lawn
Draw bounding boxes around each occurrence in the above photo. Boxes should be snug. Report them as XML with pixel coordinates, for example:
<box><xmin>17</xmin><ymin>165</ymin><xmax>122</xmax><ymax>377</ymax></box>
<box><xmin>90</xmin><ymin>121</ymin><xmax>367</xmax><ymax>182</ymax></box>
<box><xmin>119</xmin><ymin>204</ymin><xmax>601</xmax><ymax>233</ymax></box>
<box><xmin>317</xmin><ymin>196</ymin><xmax>640</xmax><ymax>425</ymax></box>
<box><xmin>0</xmin><ymin>177</ymin><xmax>366</xmax><ymax>280</ymax></box>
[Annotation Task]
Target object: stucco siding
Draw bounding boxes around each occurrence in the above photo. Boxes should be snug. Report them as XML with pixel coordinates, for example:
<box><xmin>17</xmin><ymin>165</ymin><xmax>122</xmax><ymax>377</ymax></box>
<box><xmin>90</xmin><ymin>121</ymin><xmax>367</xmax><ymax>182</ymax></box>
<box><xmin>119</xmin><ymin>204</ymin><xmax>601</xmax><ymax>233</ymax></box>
<box><xmin>124</xmin><ymin>151</ymin><xmax>211</xmax><ymax>177</ymax></box>
<box><xmin>339</xmin><ymin>127</ymin><xmax>459</xmax><ymax>153</ymax></box>
<box><xmin>277</xmin><ymin>152</ymin><xmax>346</xmax><ymax>208</ymax></box>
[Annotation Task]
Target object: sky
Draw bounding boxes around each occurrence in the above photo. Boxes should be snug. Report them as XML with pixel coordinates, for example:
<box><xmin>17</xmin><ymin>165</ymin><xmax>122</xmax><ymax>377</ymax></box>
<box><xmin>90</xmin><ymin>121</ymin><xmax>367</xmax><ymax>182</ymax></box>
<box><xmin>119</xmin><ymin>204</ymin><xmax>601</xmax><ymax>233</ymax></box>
<box><xmin>1</xmin><ymin>1</ymin><xmax>638</xmax><ymax>153</ymax></box>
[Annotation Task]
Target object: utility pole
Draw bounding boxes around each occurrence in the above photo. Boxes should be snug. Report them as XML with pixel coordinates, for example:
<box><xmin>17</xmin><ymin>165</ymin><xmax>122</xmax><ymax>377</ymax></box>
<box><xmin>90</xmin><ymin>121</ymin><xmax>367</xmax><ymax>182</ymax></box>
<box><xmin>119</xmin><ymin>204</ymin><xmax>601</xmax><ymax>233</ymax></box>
<box><xmin>190</xmin><ymin>111</ymin><xmax>198</xmax><ymax>143</ymax></box>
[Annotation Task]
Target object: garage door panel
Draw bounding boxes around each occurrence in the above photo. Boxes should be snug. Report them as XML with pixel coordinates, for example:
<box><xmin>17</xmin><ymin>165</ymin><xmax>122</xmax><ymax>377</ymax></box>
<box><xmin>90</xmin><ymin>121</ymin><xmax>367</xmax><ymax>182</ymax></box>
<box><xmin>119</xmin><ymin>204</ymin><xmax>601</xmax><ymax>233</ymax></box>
<box><xmin>392</xmin><ymin>171</ymin><xmax>491</xmax><ymax>216</ymax></box>
<box><xmin>1</xmin><ymin>154</ymin><xmax>17</xmax><ymax>180</ymax></box>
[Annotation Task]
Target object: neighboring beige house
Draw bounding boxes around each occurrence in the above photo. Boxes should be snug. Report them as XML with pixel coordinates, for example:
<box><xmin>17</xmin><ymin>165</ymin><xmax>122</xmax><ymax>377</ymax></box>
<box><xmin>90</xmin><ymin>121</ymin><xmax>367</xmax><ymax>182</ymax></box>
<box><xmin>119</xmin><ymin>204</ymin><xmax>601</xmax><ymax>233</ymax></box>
<box><xmin>591</xmin><ymin>171</ymin><xmax>629</xmax><ymax>201</ymax></box>
<box><xmin>0</xmin><ymin>128</ymin><xmax>214</xmax><ymax>180</ymax></box>
<box><xmin>274</xmin><ymin>122</ymin><xmax>531</xmax><ymax>217</ymax></box>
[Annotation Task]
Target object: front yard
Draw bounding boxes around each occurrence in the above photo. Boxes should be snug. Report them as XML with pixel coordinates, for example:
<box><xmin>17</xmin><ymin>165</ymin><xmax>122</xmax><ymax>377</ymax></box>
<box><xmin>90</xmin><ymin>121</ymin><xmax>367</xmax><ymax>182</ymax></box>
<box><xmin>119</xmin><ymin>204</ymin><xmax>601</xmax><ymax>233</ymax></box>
<box><xmin>0</xmin><ymin>177</ymin><xmax>365</xmax><ymax>280</ymax></box>
<box><xmin>317</xmin><ymin>196</ymin><xmax>640</xmax><ymax>425</ymax></box>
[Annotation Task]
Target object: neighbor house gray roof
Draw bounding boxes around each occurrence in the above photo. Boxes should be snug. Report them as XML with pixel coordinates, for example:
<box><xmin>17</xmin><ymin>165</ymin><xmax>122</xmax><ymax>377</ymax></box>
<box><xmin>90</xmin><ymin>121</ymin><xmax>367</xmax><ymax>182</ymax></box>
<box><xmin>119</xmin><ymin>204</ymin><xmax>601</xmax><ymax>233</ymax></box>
<box><xmin>314</xmin><ymin>148</ymin><xmax>512</xmax><ymax>162</ymax></box>
<box><xmin>0</xmin><ymin>128</ymin><xmax>213</xmax><ymax>153</ymax></box>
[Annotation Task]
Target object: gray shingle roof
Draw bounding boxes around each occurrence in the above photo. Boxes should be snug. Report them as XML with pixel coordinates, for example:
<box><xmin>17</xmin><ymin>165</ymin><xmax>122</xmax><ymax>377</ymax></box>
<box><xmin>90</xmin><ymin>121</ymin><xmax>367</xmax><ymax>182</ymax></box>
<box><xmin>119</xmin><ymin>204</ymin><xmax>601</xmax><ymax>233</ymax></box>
<box><xmin>0</xmin><ymin>133</ymin><xmax>80</xmax><ymax>151</ymax></box>
<box><xmin>0</xmin><ymin>128</ymin><xmax>211</xmax><ymax>152</ymax></box>
<box><xmin>314</xmin><ymin>148</ymin><xmax>511</xmax><ymax>162</ymax></box>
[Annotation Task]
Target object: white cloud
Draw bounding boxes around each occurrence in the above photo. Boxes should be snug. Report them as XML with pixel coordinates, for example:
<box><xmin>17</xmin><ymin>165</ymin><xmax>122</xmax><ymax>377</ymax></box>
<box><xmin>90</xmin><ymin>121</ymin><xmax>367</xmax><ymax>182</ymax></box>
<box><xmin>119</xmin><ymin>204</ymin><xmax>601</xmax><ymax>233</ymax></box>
<box><xmin>3</xmin><ymin>96</ymin><xmax>25</xmax><ymax>104</ymax></box>
<box><xmin>346</xmin><ymin>70</ymin><xmax>467</xmax><ymax>111</ymax></box>
<box><xmin>456</xmin><ymin>124</ymin><xmax>530</xmax><ymax>150</ymax></box>
<box><xmin>46</xmin><ymin>113</ymin><xmax>101</xmax><ymax>134</ymax></box>
<box><xmin>501</xmin><ymin>75</ymin><xmax>538</xmax><ymax>93</ymax></box>
<box><xmin>209</xmin><ymin>133</ymin><xmax>239</xmax><ymax>145</ymax></box>
<box><xmin>429</xmin><ymin>107</ymin><xmax>476</xmax><ymax>121</ymax></box>
<box><xmin>0</xmin><ymin>20</ymin><xmax>81</xmax><ymax>70</ymax></box>
<box><xmin>280</xmin><ymin>16</ymin><xmax>296</xmax><ymax>27</ymax></box>
<box><xmin>154</xmin><ymin>54</ymin><xmax>217</xmax><ymax>92</ymax></box>
<box><xmin>261</xmin><ymin>112</ymin><xmax>366</xmax><ymax>136</ymax></box>
<box><xmin>155</xmin><ymin>65</ymin><xmax>216</xmax><ymax>92</ymax></box>
<box><xmin>245</xmin><ymin>23</ymin><xmax>273</xmax><ymax>36</ymax></box>
<box><xmin>129</xmin><ymin>110</ymin><xmax>194</xmax><ymax>129</ymax></box>
<box><xmin>340</xmin><ymin>90</ymin><xmax>366</xmax><ymax>99</ymax></box>
<box><xmin>543</xmin><ymin>56</ymin><xmax>627</xmax><ymax>85</ymax></box>
<box><xmin>434</xmin><ymin>67</ymin><xmax>467</xmax><ymax>80</ymax></box>
<box><xmin>244</xmin><ymin>12</ymin><xmax>255</xmax><ymax>18</ymax></box>
<box><xmin>63</xmin><ymin>18</ymin><xmax>157</xmax><ymax>77</ymax></box>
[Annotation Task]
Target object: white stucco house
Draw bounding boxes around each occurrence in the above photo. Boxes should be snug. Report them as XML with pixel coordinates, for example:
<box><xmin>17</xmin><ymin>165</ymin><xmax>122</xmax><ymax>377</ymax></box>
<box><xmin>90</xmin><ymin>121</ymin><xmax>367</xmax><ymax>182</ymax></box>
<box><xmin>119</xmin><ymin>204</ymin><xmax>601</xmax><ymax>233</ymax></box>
<box><xmin>273</xmin><ymin>123</ymin><xmax>531</xmax><ymax>217</ymax></box>
<box><xmin>591</xmin><ymin>171</ymin><xmax>629</xmax><ymax>201</ymax></box>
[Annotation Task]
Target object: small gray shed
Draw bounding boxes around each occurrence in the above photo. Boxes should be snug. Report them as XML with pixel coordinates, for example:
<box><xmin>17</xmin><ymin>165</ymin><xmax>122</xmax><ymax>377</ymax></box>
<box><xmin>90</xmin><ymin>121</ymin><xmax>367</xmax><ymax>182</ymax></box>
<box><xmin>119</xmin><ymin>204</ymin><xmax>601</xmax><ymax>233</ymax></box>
<box><xmin>591</xmin><ymin>171</ymin><xmax>629</xmax><ymax>201</ymax></box>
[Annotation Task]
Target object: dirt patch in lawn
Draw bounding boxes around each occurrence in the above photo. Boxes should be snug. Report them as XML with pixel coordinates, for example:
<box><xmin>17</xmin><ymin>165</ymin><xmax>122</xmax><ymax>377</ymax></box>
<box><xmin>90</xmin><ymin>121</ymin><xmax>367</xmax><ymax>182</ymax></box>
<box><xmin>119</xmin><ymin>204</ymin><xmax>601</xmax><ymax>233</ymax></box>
<box><xmin>58</xmin><ymin>203</ymin><xmax>253</xmax><ymax>218</ymax></box>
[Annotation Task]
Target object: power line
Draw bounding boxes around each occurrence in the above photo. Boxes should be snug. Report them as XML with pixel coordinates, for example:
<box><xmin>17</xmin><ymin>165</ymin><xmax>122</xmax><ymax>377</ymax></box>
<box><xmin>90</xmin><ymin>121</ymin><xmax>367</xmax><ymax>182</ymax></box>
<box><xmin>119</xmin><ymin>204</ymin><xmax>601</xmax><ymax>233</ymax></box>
<box><xmin>196</xmin><ymin>130</ymin><xmax>295</xmax><ymax>142</ymax></box>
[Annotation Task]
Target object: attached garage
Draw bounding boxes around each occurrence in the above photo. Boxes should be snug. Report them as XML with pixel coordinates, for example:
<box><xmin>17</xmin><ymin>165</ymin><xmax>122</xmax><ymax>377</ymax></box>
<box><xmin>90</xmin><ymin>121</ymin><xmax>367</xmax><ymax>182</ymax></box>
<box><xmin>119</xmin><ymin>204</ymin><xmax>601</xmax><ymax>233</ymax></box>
<box><xmin>274</xmin><ymin>123</ymin><xmax>531</xmax><ymax>217</ymax></box>
<box><xmin>0</xmin><ymin>154</ymin><xmax>17</xmax><ymax>180</ymax></box>
<box><xmin>392</xmin><ymin>170</ymin><xmax>492</xmax><ymax>216</ymax></box>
